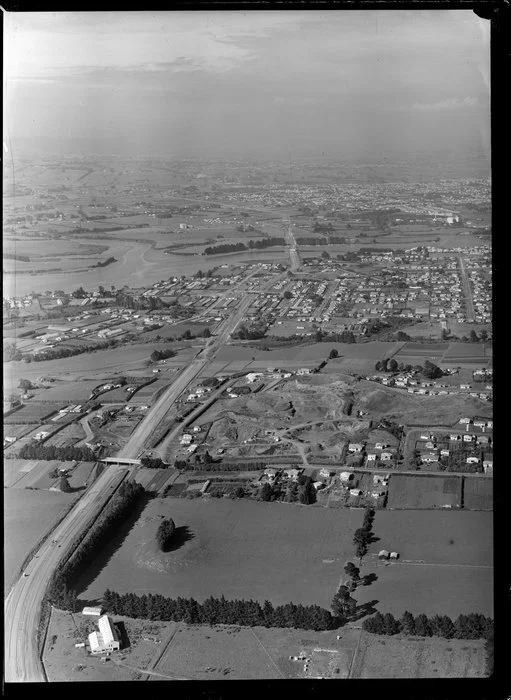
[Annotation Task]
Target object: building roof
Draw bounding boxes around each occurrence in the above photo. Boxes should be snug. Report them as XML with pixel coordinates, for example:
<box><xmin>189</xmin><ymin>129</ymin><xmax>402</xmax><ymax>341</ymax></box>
<box><xmin>82</xmin><ymin>606</ymin><xmax>102</xmax><ymax>616</ymax></box>
<box><xmin>98</xmin><ymin>615</ymin><xmax>117</xmax><ymax>646</ymax></box>
<box><xmin>89</xmin><ymin>631</ymin><xmax>102</xmax><ymax>651</ymax></box>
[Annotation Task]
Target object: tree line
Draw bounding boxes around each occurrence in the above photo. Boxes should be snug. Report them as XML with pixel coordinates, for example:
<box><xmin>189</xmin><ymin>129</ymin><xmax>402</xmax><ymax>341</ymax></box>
<box><xmin>203</xmin><ymin>238</ymin><xmax>285</xmax><ymax>255</ymax></box>
<box><xmin>16</xmin><ymin>443</ymin><xmax>97</xmax><ymax>462</ymax></box>
<box><xmin>101</xmin><ymin>590</ymin><xmax>336</xmax><ymax>631</ymax></box>
<box><xmin>353</xmin><ymin>508</ymin><xmax>377</xmax><ymax>560</ymax></box>
<box><xmin>46</xmin><ymin>480</ymin><xmax>145</xmax><ymax>611</ymax></box>
<box><xmin>362</xmin><ymin>610</ymin><xmax>493</xmax><ymax>640</ymax></box>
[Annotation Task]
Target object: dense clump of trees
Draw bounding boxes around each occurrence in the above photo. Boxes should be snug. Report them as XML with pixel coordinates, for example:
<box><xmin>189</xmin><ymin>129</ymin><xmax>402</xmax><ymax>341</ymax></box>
<box><xmin>101</xmin><ymin>590</ymin><xmax>336</xmax><ymax>631</ymax></box>
<box><xmin>156</xmin><ymin>518</ymin><xmax>176</xmax><ymax>551</ymax></box>
<box><xmin>362</xmin><ymin>611</ymin><xmax>493</xmax><ymax>640</ymax></box>
<box><xmin>232</xmin><ymin>324</ymin><xmax>267</xmax><ymax>340</ymax></box>
<box><xmin>204</xmin><ymin>238</ymin><xmax>285</xmax><ymax>255</ymax></box>
<box><xmin>141</xmin><ymin>456</ymin><xmax>167</xmax><ymax>469</ymax></box>
<box><xmin>150</xmin><ymin>348</ymin><xmax>176</xmax><ymax>362</ymax></box>
<box><xmin>17</xmin><ymin>443</ymin><xmax>97</xmax><ymax>462</ymax></box>
<box><xmin>47</xmin><ymin>480</ymin><xmax>145</xmax><ymax>610</ymax></box>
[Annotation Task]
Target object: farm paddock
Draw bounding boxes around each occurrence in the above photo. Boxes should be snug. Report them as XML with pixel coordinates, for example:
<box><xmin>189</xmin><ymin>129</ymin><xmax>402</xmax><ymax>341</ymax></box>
<box><xmin>42</xmin><ymin>609</ymin><xmax>487</xmax><ymax>681</ymax></box>
<box><xmin>4</xmin><ymin>488</ymin><xmax>79</xmax><ymax>593</ymax></box>
<box><xmin>75</xmin><ymin>498</ymin><xmax>363</xmax><ymax>609</ymax></box>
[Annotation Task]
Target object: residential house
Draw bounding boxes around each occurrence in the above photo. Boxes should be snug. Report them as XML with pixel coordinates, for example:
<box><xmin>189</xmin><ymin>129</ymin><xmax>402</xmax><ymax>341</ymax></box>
<box><xmin>349</xmin><ymin>488</ymin><xmax>363</xmax><ymax>497</ymax></box>
<box><xmin>380</xmin><ymin>451</ymin><xmax>394</xmax><ymax>462</ymax></box>
<box><xmin>339</xmin><ymin>471</ymin><xmax>354</xmax><ymax>482</ymax></box>
<box><xmin>466</xmin><ymin>456</ymin><xmax>480</xmax><ymax>464</ymax></box>
<box><xmin>348</xmin><ymin>443</ymin><xmax>364</xmax><ymax>453</ymax></box>
<box><xmin>366</xmin><ymin>453</ymin><xmax>377</xmax><ymax>462</ymax></box>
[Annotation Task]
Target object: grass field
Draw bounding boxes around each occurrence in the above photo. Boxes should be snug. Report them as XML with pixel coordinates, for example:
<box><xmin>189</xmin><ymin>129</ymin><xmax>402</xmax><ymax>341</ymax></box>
<box><xmin>4</xmin><ymin>488</ymin><xmax>79</xmax><ymax>592</ymax></box>
<box><xmin>353</xmin><ymin>510</ymin><xmax>493</xmax><ymax>617</ymax></box>
<box><xmin>387</xmin><ymin>474</ymin><xmax>463</xmax><ymax>509</ymax></box>
<box><xmin>463</xmin><ymin>477</ymin><xmax>493</xmax><ymax>510</ymax></box>
<box><xmin>3</xmin><ymin>403</ymin><xmax>63</xmax><ymax>424</ymax></box>
<box><xmin>75</xmin><ymin>498</ymin><xmax>363</xmax><ymax>608</ymax></box>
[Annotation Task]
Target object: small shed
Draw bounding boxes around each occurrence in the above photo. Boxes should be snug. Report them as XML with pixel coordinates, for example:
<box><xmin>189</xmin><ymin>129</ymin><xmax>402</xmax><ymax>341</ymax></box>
<box><xmin>378</xmin><ymin>550</ymin><xmax>389</xmax><ymax>560</ymax></box>
<box><xmin>390</xmin><ymin>551</ymin><xmax>399</xmax><ymax>560</ymax></box>
<box><xmin>82</xmin><ymin>606</ymin><xmax>102</xmax><ymax>616</ymax></box>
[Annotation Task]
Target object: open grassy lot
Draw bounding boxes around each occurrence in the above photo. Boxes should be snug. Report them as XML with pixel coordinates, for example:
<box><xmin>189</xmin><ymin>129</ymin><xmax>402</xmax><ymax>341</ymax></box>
<box><xmin>351</xmin><ymin>633</ymin><xmax>486</xmax><ymax>678</ymax></box>
<box><xmin>33</xmin><ymin>381</ymin><xmax>107</xmax><ymax>403</ymax></box>
<box><xmin>3</xmin><ymin>402</ymin><xmax>63</xmax><ymax>424</ymax></box>
<box><xmin>353</xmin><ymin>510</ymin><xmax>493</xmax><ymax>617</ymax></box>
<box><xmin>368</xmin><ymin>510</ymin><xmax>492</xmax><ymax>566</ymax></box>
<box><xmin>463</xmin><ymin>476</ymin><xmax>493</xmax><ymax>510</ymax></box>
<box><xmin>387</xmin><ymin>474</ymin><xmax>463</xmax><ymax>509</ymax></box>
<box><xmin>4</xmin><ymin>488</ymin><xmax>79</xmax><ymax>592</ymax></box>
<box><xmin>75</xmin><ymin>498</ymin><xmax>363</xmax><ymax>608</ymax></box>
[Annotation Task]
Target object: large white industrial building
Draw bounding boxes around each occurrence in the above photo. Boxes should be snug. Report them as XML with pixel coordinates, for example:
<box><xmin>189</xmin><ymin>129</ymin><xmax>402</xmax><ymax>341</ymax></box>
<box><xmin>88</xmin><ymin>615</ymin><xmax>121</xmax><ymax>655</ymax></box>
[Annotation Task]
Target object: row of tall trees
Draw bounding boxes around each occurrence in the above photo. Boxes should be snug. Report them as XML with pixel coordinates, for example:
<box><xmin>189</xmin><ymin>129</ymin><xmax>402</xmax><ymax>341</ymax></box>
<box><xmin>101</xmin><ymin>590</ymin><xmax>336</xmax><ymax>631</ymax></box>
<box><xmin>203</xmin><ymin>238</ymin><xmax>285</xmax><ymax>256</ymax></box>
<box><xmin>47</xmin><ymin>480</ymin><xmax>145</xmax><ymax>609</ymax></box>
<box><xmin>353</xmin><ymin>508</ymin><xmax>377</xmax><ymax>560</ymax></box>
<box><xmin>17</xmin><ymin>443</ymin><xmax>97</xmax><ymax>462</ymax></box>
<box><xmin>150</xmin><ymin>348</ymin><xmax>176</xmax><ymax>362</ymax></box>
<box><xmin>363</xmin><ymin>611</ymin><xmax>493</xmax><ymax>640</ymax></box>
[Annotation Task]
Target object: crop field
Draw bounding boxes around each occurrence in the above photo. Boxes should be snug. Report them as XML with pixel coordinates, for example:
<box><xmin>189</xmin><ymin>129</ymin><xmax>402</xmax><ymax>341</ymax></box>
<box><xmin>75</xmin><ymin>498</ymin><xmax>363</xmax><ymax>608</ymax></box>
<box><xmin>387</xmin><ymin>474</ymin><xmax>462</xmax><ymax>509</ymax></box>
<box><xmin>4</xmin><ymin>488</ymin><xmax>79</xmax><ymax>592</ymax></box>
<box><xmin>351</xmin><ymin>634</ymin><xmax>486</xmax><ymax>678</ymax></box>
<box><xmin>463</xmin><ymin>477</ymin><xmax>493</xmax><ymax>510</ymax></box>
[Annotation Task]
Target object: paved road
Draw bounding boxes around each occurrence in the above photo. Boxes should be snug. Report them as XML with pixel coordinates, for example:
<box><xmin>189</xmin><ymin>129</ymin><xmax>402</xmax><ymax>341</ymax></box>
<box><xmin>4</xmin><ymin>467</ymin><xmax>129</xmax><ymax>682</ymax></box>
<box><xmin>458</xmin><ymin>255</ymin><xmax>475</xmax><ymax>321</ymax></box>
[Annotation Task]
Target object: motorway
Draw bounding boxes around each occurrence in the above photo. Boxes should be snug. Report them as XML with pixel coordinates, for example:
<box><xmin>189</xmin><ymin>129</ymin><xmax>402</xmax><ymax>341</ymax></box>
<box><xmin>4</xmin><ymin>466</ymin><xmax>129</xmax><ymax>682</ymax></box>
<box><xmin>458</xmin><ymin>255</ymin><xmax>475</xmax><ymax>321</ymax></box>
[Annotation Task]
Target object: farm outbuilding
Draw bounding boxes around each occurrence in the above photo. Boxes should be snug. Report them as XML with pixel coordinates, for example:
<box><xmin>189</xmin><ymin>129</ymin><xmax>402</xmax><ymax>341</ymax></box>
<box><xmin>378</xmin><ymin>550</ymin><xmax>390</xmax><ymax>560</ymax></box>
<box><xmin>82</xmin><ymin>606</ymin><xmax>102</xmax><ymax>616</ymax></box>
<box><xmin>390</xmin><ymin>551</ymin><xmax>399</xmax><ymax>560</ymax></box>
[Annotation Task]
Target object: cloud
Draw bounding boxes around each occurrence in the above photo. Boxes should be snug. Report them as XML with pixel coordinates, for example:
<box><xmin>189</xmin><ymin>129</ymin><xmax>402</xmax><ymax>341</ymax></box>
<box><xmin>411</xmin><ymin>96</ymin><xmax>480</xmax><ymax>110</ymax></box>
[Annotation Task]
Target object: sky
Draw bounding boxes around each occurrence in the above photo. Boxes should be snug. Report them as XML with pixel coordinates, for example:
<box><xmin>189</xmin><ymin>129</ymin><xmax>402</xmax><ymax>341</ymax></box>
<box><xmin>4</xmin><ymin>10</ymin><xmax>490</xmax><ymax>161</ymax></box>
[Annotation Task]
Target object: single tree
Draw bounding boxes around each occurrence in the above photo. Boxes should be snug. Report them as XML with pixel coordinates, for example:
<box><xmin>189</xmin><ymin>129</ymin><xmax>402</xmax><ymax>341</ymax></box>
<box><xmin>329</xmin><ymin>348</ymin><xmax>339</xmax><ymax>359</ymax></box>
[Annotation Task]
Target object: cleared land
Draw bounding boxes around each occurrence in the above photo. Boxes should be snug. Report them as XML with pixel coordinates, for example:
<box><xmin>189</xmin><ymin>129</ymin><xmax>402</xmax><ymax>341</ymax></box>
<box><xmin>387</xmin><ymin>474</ymin><xmax>463</xmax><ymax>509</ymax></box>
<box><xmin>75</xmin><ymin>498</ymin><xmax>363</xmax><ymax>608</ymax></box>
<box><xmin>463</xmin><ymin>477</ymin><xmax>493</xmax><ymax>510</ymax></box>
<box><xmin>351</xmin><ymin>633</ymin><xmax>486</xmax><ymax>678</ymax></box>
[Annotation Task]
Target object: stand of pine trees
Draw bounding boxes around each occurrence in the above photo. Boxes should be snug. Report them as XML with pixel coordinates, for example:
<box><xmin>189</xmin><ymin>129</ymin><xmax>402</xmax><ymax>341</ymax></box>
<box><xmin>101</xmin><ymin>590</ymin><xmax>337</xmax><ymax>631</ymax></box>
<box><xmin>362</xmin><ymin>611</ymin><xmax>493</xmax><ymax>640</ymax></box>
<box><xmin>46</xmin><ymin>480</ymin><xmax>145</xmax><ymax>610</ymax></box>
